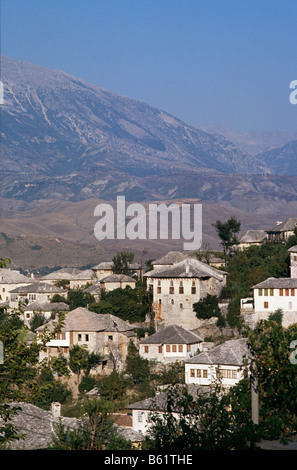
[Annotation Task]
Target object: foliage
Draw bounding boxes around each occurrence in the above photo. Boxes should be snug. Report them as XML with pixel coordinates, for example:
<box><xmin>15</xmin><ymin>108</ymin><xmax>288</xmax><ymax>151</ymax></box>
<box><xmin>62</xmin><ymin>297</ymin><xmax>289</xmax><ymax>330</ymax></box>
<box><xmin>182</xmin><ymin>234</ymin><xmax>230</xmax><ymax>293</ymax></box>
<box><xmin>212</xmin><ymin>216</ymin><xmax>241</xmax><ymax>262</ymax></box>
<box><xmin>111</xmin><ymin>251</ymin><xmax>134</xmax><ymax>275</ymax></box>
<box><xmin>89</xmin><ymin>282</ymin><xmax>152</xmax><ymax>323</ymax></box>
<box><xmin>247</xmin><ymin>320</ymin><xmax>297</xmax><ymax>441</ymax></box>
<box><xmin>49</xmin><ymin>398</ymin><xmax>132</xmax><ymax>450</ymax></box>
<box><xmin>96</xmin><ymin>370</ymin><xmax>128</xmax><ymax>402</ymax></box>
<box><xmin>193</xmin><ymin>293</ymin><xmax>225</xmax><ymax>327</ymax></box>
<box><xmin>67</xmin><ymin>289</ymin><xmax>95</xmax><ymax>310</ymax></box>
<box><xmin>144</xmin><ymin>382</ymin><xmax>258</xmax><ymax>450</ymax></box>
<box><xmin>125</xmin><ymin>341</ymin><xmax>152</xmax><ymax>393</ymax></box>
<box><xmin>29</xmin><ymin>312</ymin><xmax>47</xmax><ymax>331</ymax></box>
<box><xmin>69</xmin><ymin>344</ymin><xmax>102</xmax><ymax>385</ymax></box>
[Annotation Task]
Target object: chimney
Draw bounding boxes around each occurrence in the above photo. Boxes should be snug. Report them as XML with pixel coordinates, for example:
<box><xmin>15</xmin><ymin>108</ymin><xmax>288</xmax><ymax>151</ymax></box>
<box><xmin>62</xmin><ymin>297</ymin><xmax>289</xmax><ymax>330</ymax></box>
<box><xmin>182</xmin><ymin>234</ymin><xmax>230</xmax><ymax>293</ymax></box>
<box><xmin>51</xmin><ymin>402</ymin><xmax>61</xmax><ymax>420</ymax></box>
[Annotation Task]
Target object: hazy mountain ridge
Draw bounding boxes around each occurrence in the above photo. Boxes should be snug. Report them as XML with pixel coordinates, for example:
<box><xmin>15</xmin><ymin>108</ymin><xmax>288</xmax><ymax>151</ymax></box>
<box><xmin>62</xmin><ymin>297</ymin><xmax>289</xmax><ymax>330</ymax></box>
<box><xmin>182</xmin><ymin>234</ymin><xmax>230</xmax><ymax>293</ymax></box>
<box><xmin>1</xmin><ymin>55</ymin><xmax>269</xmax><ymax>200</ymax></box>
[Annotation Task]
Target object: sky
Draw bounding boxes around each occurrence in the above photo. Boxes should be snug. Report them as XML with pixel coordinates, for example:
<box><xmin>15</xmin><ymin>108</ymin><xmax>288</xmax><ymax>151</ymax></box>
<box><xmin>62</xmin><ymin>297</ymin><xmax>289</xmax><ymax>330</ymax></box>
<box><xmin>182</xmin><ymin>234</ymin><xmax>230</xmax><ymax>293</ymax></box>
<box><xmin>1</xmin><ymin>0</ymin><xmax>296</xmax><ymax>133</ymax></box>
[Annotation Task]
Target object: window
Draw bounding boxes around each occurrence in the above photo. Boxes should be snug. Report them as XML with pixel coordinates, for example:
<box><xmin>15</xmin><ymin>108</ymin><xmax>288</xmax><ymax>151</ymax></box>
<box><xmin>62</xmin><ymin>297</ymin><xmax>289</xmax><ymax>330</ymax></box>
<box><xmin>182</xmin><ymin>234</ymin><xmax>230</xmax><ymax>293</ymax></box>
<box><xmin>191</xmin><ymin>280</ymin><xmax>196</xmax><ymax>294</ymax></box>
<box><xmin>108</xmin><ymin>335</ymin><xmax>113</xmax><ymax>341</ymax></box>
<box><xmin>264</xmin><ymin>288</ymin><xmax>268</xmax><ymax>296</ymax></box>
<box><xmin>138</xmin><ymin>412</ymin><xmax>144</xmax><ymax>422</ymax></box>
<box><xmin>190</xmin><ymin>369</ymin><xmax>195</xmax><ymax>377</ymax></box>
<box><xmin>172</xmin><ymin>345</ymin><xmax>177</xmax><ymax>352</ymax></box>
<box><xmin>259</xmin><ymin>288</ymin><xmax>263</xmax><ymax>296</ymax></box>
<box><xmin>166</xmin><ymin>345</ymin><xmax>170</xmax><ymax>352</ymax></box>
<box><xmin>158</xmin><ymin>346</ymin><xmax>162</xmax><ymax>353</ymax></box>
<box><xmin>144</xmin><ymin>346</ymin><xmax>149</xmax><ymax>353</ymax></box>
<box><xmin>78</xmin><ymin>334</ymin><xmax>82</xmax><ymax>341</ymax></box>
<box><xmin>270</xmin><ymin>289</ymin><xmax>274</xmax><ymax>296</ymax></box>
<box><xmin>288</xmin><ymin>302</ymin><xmax>293</xmax><ymax>310</ymax></box>
<box><xmin>179</xmin><ymin>281</ymin><xmax>184</xmax><ymax>294</ymax></box>
<box><xmin>264</xmin><ymin>301</ymin><xmax>269</xmax><ymax>309</ymax></box>
<box><xmin>279</xmin><ymin>289</ymin><xmax>283</xmax><ymax>296</ymax></box>
<box><xmin>285</xmin><ymin>288</ymin><xmax>290</xmax><ymax>296</ymax></box>
<box><xmin>178</xmin><ymin>345</ymin><xmax>183</xmax><ymax>353</ymax></box>
<box><xmin>203</xmin><ymin>370</ymin><xmax>208</xmax><ymax>378</ymax></box>
<box><xmin>171</xmin><ymin>299</ymin><xmax>174</xmax><ymax>305</ymax></box>
<box><xmin>169</xmin><ymin>280</ymin><xmax>174</xmax><ymax>294</ymax></box>
<box><xmin>157</xmin><ymin>280</ymin><xmax>161</xmax><ymax>293</ymax></box>
<box><xmin>85</xmin><ymin>334</ymin><xmax>89</xmax><ymax>341</ymax></box>
<box><xmin>291</xmin><ymin>289</ymin><xmax>295</xmax><ymax>296</ymax></box>
<box><xmin>187</xmin><ymin>344</ymin><xmax>191</xmax><ymax>352</ymax></box>
<box><xmin>179</xmin><ymin>303</ymin><xmax>183</xmax><ymax>309</ymax></box>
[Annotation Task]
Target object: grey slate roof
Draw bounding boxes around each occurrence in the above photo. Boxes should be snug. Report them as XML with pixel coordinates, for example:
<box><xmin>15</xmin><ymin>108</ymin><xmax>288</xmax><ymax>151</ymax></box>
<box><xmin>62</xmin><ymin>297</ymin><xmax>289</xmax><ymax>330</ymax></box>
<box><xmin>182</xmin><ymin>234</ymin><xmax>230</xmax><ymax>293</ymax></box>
<box><xmin>0</xmin><ymin>268</ymin><xmax>32</xmax><ymax>283</ymax></box>
<box><xmin>24</xmin><ymin>301</ymin><xmax>69</xmax><ymax>312</ymax></box>
<box><xmin>252</xmin><ymin>277</ymin><xmax>297</xmax><ymax>289</ymax></box>
<box><xmin>239</xmin><ymin>230</ymin><xmax>267</xmax><ymax>243</ymax></box>
<box><xmin>140</xmin><ymin>324</ymin><xmax>202</xmax><ymax>345</ymax></box>
<box><xmin>35</xmin><ymin>307</ymin><xmax>136</xmax><ymax>334</ymax></box>
<box><xmin>42</xmin><ymin>267</ymin><xmax>82</xmax><ymax>280</ymax></box>
<box><xmin>152</xmin><ymin>251</ymin><xmax>190</xmax><ymax>266</ymax></box>
<box><xmin>185</xmin><ymin>338</ymin><xmax>250</xmax><ymax>366</ymax></box>
<box><xmin>100</xmin><ymin>274</ymin><xmax>136</xmax><ymax>283</ymax></box>
<box><xmin>0</xmin><ymin>402</ymin><xmax>79</xmax><ymax>450</ymax></box>
<box><xmin>145</xmin><ymin>258</ymin><xmax>226</xmax><ymax>281</ymax></box>
<box><xmin>288</xmin><ymin>245</ymin><xmax>297</xmax><ymax>253</ymax></box>
<box><xmin>10</xmin><ymin>282</ymin><xmax>67</xmax><ymax>294</ymax></box>
<box><xmin>266</xmin><ymin>218</ymin><xmax>297</xmax><ymax>233</ymax></box>
<box><xmin>128</xmin><ymin>384</ymin><xmax>210</xmax><ymax>412</ymax></box>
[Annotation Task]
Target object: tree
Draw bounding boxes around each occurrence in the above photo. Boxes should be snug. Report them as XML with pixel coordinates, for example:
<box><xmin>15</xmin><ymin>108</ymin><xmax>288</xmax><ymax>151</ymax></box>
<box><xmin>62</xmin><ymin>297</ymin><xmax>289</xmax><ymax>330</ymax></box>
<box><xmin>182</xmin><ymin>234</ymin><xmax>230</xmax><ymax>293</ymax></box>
<box><xmin>213</xmin><ymin>217</ymin><xmax>241</xmax><ymax>262</ymax></box>
<box><xmin>68</xmin><ymin>345</ymin><xmax>102</xmax><ymax>391</ymax></box>
<box><xmin>111</xmin><ymin>251</ymin><xmax>134</xmax><ymax>275</ymax></box>
<box><xmin>49</xmin><ymin>398</ymin><xmax>132</xmax><ymax>450</ymax></box>
<box><xmin>67</xmin><ymin>289</ymin><xmax>95</xmax><ymax>310</ymax></box>
<box><xmin>247</xmin><ymin>320</ymin><xmax>297</xmax><ymax>441</ymax></box>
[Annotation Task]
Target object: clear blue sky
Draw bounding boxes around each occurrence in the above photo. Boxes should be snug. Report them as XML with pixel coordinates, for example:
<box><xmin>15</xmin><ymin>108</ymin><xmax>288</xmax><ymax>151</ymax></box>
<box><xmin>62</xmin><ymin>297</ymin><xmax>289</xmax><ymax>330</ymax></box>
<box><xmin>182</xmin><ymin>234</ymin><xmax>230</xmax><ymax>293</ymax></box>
<box><xmin>1</xmin><ymin>0</ymin><xmax>296</xmax><ymax>132</ymax></box>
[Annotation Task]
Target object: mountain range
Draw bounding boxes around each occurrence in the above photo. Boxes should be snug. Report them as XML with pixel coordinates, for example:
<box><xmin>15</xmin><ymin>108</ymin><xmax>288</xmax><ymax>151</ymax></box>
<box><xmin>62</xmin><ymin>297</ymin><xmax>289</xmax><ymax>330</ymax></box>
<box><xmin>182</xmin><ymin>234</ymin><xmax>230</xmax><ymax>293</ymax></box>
<box><xmin>0</xmin><ymin>55</ymin><xmax>296</xmax><ymax>268</ymax></box>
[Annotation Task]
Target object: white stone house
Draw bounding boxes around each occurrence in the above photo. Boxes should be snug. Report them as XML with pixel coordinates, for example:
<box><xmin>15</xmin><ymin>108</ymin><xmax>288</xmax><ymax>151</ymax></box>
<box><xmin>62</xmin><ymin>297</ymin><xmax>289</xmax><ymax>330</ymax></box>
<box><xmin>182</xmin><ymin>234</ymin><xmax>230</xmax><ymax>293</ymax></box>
<box><xmin>139</xmin><ymin>324</ymin><xmax>202</xmax><ymax>363</ymax></box>
<box><xmin>144</xmin><ymin>257</ymin><xmax>227</xmax><ymax>330</ymax></box>
<box><xmin>35</xmin><ymin>307</ymin><xmax>137</xmax><ymax>372</ymax></box>
<box><xmin>68</xmin><ymin>269</ymin><xmax>96</xmax><ymax>289</ymax></box>
<box><xmin>0</xmin><ymin>268</ymin><xmax>34</xmax><ymax>304</ymax></box>
<box><xmin>289</xmin><ymin>245</ymin><xmax>297</xmax><ymax>278</ymax></box>
<box><xmin>265</xmin><ymin>218</ymin><xmax>297</xmax><ymax>243</ymax></box>
<box><xmin>100</xmin><ymin>274</ymin><xmax>136</xmax><ymax>292</ymax></box>
<box><xmin>246</xmin><ymin>277</ymin><xmax>297</xmax><ymax>328</ymax></box>
<box><xmin>42</xmin><ymin>268</ymin><xmax>82</xmax><ymax>285</ymax></box>
<box><xmin>9</xmin><ymin>282</ymin><xmax>67</xmax><ymax>308</ymax></box>
<box><xmin>236</xmin><ymin>230</ymin><xmax>267</xmax><ymax>250</ymax></box>
<box><xmin>185</xmin><ymin>338</ymin><xmax>250</xmax><ymax>389</ymax></box>
<box><xmin>22</xmin><ymin>301</ymin><xmax>69</xmax><ymax>327</ymax></box>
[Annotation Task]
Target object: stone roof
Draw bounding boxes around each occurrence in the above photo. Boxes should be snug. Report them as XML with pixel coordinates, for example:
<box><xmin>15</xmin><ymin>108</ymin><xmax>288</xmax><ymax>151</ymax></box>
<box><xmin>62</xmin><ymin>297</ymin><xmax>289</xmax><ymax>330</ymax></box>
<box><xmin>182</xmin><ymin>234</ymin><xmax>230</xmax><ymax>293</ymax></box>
<box><xmin>288</xmin><ymin>245</ymin><xmax>297</xmax><ymax>253</ymax></box>
<box><xmin>24</xmin><ymin>302</ymin><xmax>69</xmax><ymax>312</ymax></box>
<box><xmin>42</xmin><ymin>267</ymin><xmax>82</xmax><ymax>280</ymax></box>
<box><xmin>239</xmin><ymin>230</ymin><xmax>267</xmax><ymax>243</ymax></box>
<box><xmin>140</xmin><ymin>324</ymin><xmax>202</xmax><ymax>345</ymax></box>
<box><xmin>10</xmin><ymin>282</ymin><xmax>67</xmax><ymax>294</ymax></box>
<box><xmin>92</xmin><ymin>261</ymin><xmax>113</xmax><ymax>269</ymax></box>
<box><xmin>145</xmin><ymin>258</ymin><xmax>227</xmax><ymax>281</ymax></box>
<box><xmin>128</xmin><ymin>384</ymin><xmax>210</xmax><ymax>412</ymax></box>
<box><xmin>35</xmin><ymin>307</ymin><xmax>136</xmax><ymax>334</ymax></box>
<box><xmin>252</xmin><ymin>277</ymin><xmax>297</xmax><ymax>289</ymax></box>
<box><xmin>266</xmin><ymin>218</ymin><xmax>297</xmax><ymax>233</ymax></box>
<box><xmin>152</xmin><ymin>251</ymin><xmax>191</xmax><ymax>266</ymax></box>
<box><xmin>185</xmin><ymin>338</ymin><xmax>250</xmax><ymax>366</ymax></box>
<box><xmin>84</xmin><ymin>282</ymin><xmax>101</xmax><ymax>294</ymax></box>
<box><xmin>0</xmin><ymin>402</ymin><xmax>79</xmax><ymax>450</ymax></box>
<box><xmin>0</xmin><ymin>268</ymin><xmax>32</xmax><ymax>283</ymax></box>
<box><xmin>100</xmin><ymin>274</ymin><xmax>136</xmax><ymax>283</ymax></box>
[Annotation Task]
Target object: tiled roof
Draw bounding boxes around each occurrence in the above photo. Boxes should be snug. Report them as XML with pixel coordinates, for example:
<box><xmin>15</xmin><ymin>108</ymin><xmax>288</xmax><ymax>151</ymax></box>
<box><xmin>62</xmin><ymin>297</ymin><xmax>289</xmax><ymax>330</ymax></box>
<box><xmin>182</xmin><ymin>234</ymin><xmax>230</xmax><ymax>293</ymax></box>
<box><xmin>288</xmin><ymin>245</ymin><xmax>297</xmax><ymax>253</ymax></box>
<box><xmin>185</xmin><ymin>338</ymin><xmax>250</xmax><ymax>366</ymax></box>
<box><xmin>252</xmin><ymin>277</ymin><xmax>297</xmax><ymax>289</ymax></box>
<box><xmin>145</xmin><ymin>258</ymin><xmax>227</xmax><ymax>281</ymax></box>
<box><xmin>100</xmin><ymin>274</ymin><xmax>136</xmax><ymax>283</ymax></box>
<box><xmin>152</xmin><ymin>251</ymin><xmax>190</xmax><ymax>266</ymax></box>
<box><xmin>24</xmin><ymin>302</ymin><xmax>69</xmax><ymax>312</ymax></box>
<box><xmin>140</xmin><ymin>324</ymin><xmax>202</xmax><ymax>345</ymax></box>
<box><xmin>42</xmin><ymin>267</ymin><xmax>82</xmax><ymax>280</ymax></box>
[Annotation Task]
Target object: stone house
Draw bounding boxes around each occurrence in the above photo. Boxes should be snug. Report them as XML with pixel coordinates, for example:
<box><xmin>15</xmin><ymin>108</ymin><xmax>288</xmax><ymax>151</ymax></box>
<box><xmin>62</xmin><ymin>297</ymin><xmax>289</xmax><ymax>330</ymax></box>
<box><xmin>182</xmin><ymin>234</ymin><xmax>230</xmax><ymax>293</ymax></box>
<box><xmin>185</xmin><ymin>338</ymin><xmax>250</xmax><ymax>389</ymax></box>
<box><xmin>144</xmin><ymin>257</ymin><xmax>227</xmax><ymax>330</ymax></box>
<box><xmin>265</xmin><ymin>218</ymin><xmax>297</xmax><ymax>243</ymax></box>
<box><xmin>139</xmin><ymin>324</ymin><xmax>202</xmax><ymax>363</ymax></box>
<box><xmin>100</xmin><ymin>274</ymin><xmax>136</xmax><ymax>292</ymax></box>
<box><xmin>35</xmin><ymin>307</ymin><xmax>137</xmax><ymax>372</ymax></box>
<box><xmin>289</xmin><ymin>245</ymin><xmax>297</xmax><ymax>278</ymax></box>
<box><xmin>9</xmin><ymin>282</ymin><xmax>67</xmax><ymax>308</ymax></box>
<box><xmin>22</xmin><ymin>301</ymin><xmax>69</xmax><ymax>327</ymax></box>
<box><xmin>0</xmin><ymin>268</ymin><xmax>34</xmax><ymax>304</ymax></box>
<box><xmin>236</xmin><ymin>230</ymin><xmax>267</xmax><ymax>250</ymax></box>
<box><xmin>244</xmin><ymin>277</ymin><xmax>297</xmax><ymax>328</ymax></box>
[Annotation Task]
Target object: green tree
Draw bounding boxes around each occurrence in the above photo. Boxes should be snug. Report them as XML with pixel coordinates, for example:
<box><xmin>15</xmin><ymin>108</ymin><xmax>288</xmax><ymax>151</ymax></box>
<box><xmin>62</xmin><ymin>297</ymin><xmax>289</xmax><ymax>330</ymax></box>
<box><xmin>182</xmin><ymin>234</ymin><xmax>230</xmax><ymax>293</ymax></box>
<box><xmin>111</xmin><ymin>251</ymin><xmax>134</xmax><ymax>275</ymax></box>
<box><xmin>213</xmin><ymin>216</ymin><xmax>241</xmax><ymax>262</ymax></box>
<box><xmin>69</xmin><ymin>345</ymin><xmax>102</xmax><ymax>390</ymax></box>
<box><xmin>67</xmin><ymin>289</ymin><xmax>95</xmax><ymax>310</ymax></box>
<box><xmin>49</xmin><ymin>398</ymin><xmax>132</xmax><ymax>450</ymax></box>
<box><xmin>247</xmin><ymin>320</ymin><xmax>297</xmax><ymax>441</ymax></box>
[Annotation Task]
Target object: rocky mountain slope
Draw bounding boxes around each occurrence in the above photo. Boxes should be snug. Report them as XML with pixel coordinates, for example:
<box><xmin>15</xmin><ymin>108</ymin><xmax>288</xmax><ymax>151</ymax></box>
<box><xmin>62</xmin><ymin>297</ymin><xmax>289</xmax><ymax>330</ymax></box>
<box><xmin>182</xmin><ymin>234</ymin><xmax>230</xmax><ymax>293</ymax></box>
<box><xmin>1</xmin><ymin>55</ymin><xmax>270</xmax><ymax>204</ymax></box>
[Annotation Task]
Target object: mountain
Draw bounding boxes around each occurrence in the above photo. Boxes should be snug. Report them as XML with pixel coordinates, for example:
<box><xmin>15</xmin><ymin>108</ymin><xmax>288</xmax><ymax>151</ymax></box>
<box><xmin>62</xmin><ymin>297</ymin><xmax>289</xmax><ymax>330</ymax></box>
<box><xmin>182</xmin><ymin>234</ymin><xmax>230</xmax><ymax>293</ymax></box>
<box><xmin>198</xmin><ymin>123</ymin><xmax>297</xmax><ymax>159</ymax></box>
<box><xmin>255</xmin><ymin>140</ymin><xmax>297</xmax><ymax>175</ymax></box>
<box><xmin>1</xmin><ymin>55</ymin><xmax>269</xmax><ymax>204</ymax></box>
